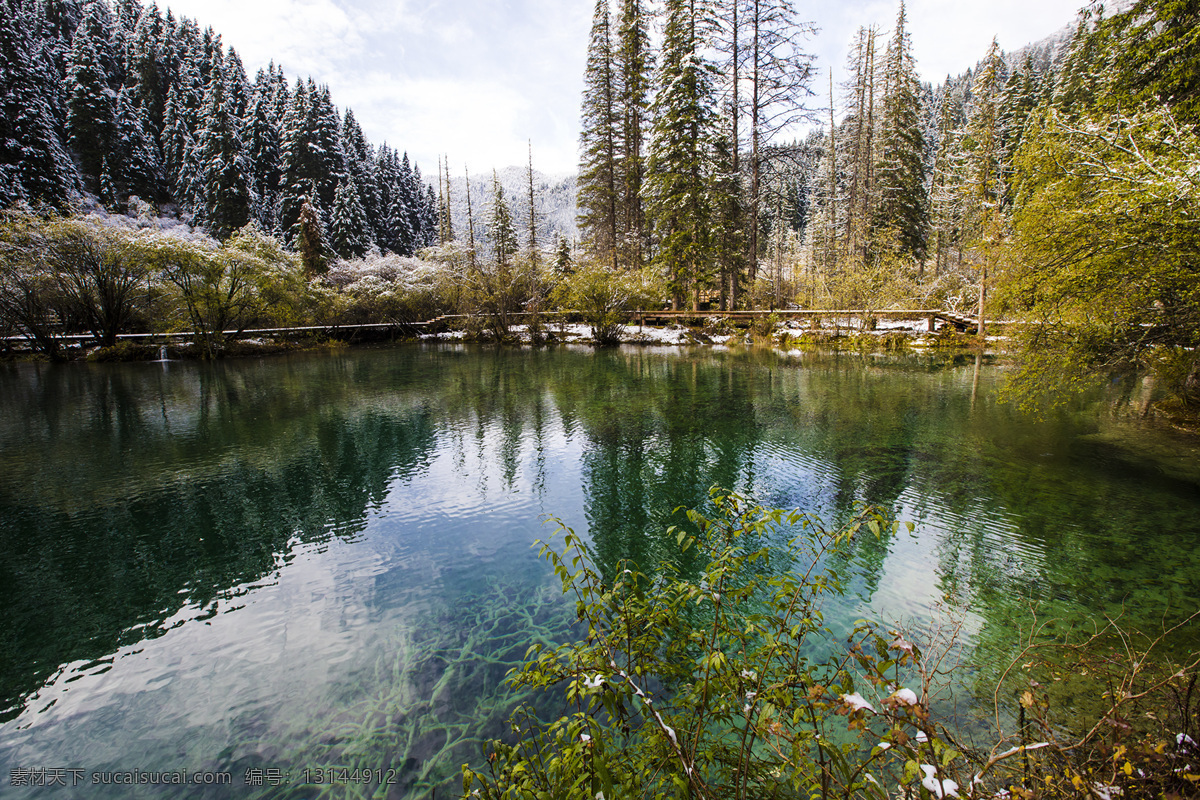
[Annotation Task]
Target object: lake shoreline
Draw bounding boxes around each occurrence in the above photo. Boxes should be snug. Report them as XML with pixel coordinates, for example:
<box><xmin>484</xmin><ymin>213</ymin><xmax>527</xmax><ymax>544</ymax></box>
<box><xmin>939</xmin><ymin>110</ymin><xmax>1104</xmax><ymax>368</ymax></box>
<box><xmin>1</xmin><ymin>318</ymin><xmax>1000</xmax><ymax>364</ymax></box>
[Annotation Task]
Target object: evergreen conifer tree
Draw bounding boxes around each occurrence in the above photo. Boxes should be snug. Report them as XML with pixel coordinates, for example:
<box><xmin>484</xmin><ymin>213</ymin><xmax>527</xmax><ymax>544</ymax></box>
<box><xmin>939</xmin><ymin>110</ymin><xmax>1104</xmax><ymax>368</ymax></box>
<box><xmin>65</xmin><ymin>5</ymin><xmax>117</xmax><ymax>192</ymax></box>
<box><xmin>577</xmin><ymin>0</ymin><xmax>620</xmax><ymax>269</ymax></box>
<box><xmin>296</xmin><ymin>193</ymin><xmax>329</xmax><ymax>274</ymax></box>
<box><xmin>192</xmin><ymin>51</ymin><xmax>253</xmax><ymax>238</ymax></box>
<box><xmin>276</xmin><ymin>79</ymin><xmax>315</xmax><ymax>244</ymax></box>
<box><xmin>112</xmin><ymin>87</ymin><xmax>161</xmax><ymax>201</ymax></box>
<box><xmin>243</xmin><ymin>92</ymin><xmax>281</xmax><ymax>232</ymax></box>
<box><xmin>962</xmin><ymin>38</ymin><xmax>1007</xmax><ymax>333</ymax></box>
<box><xmin>128</xmin><ymin>3</ymin><xmax>166</xmax><ymax>133</ymax></box>
<box><xmin>489</xmin><ymin>169</ymin><xmax>518</xmax><ymax>272</ymax></box>
<box><xmin>873</xmin><ymin>1</ymin><xmax>928</xmax><ymax>260</ymax></box>
<box><xmin>328</xmin><ymin>176</ymin><xmax>371</xmax><ymax>259</ymax></box>
<box><xmin>0</xmin><ymin>0</ymin><xmax>78</xmax><ymax>208</ymax></box>
<box><xmin>615</xmin><ymin>0</ymin><xmax>652</xmax><ymax>270</ymax></box>
<box><xmin>647</xmin><ymin>0</ymin><xmax>719</xmax><ymax>310</ymax></box>
<box><xmin>341</xmin><ymin>109</ymin><xmax>381</xmax><ymax>248</ymax></box>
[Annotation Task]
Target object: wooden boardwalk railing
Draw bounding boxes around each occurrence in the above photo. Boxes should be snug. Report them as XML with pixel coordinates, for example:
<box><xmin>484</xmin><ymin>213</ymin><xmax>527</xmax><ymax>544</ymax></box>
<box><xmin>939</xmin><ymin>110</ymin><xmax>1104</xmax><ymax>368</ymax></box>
<box><xmin>2</xmin><ymin>309</ymin><xmax>985</xmax><ymax>346</ymax></box>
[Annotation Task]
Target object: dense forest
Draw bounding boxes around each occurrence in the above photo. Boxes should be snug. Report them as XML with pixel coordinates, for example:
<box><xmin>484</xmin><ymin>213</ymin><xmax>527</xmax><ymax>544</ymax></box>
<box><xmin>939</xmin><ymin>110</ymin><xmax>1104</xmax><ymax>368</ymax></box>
<box><xmin>574</xmin><ymin>0</ymin><xmax>1199</xmax><ymax>406</ymax></box>
<box><xmin>0</xmin><ymin>0</ymin><xmax>1197</xmax><ymax>408</ymax></box>
<box><xmin>0</xmin><ymin>0</ymin><xmax>440</xmax><ymax>253</ymax></box>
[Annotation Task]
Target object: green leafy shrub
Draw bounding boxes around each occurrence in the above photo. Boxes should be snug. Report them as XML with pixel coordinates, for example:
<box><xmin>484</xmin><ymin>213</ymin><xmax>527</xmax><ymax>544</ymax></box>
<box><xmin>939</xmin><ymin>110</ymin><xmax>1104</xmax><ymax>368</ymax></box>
<box><xmin>464</xmin><ymin>491</ymin><xmax>1200</xmax><ymax>800</ymax></box>
<box><xmin>461</xmin><ymin>491</ymin><xmax>979</xmax><ymax>800</ymax></box>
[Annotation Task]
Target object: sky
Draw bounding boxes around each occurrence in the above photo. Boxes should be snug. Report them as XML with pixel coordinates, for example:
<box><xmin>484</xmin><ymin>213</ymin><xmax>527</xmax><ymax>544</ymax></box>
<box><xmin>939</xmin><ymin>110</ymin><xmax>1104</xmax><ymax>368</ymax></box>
<box><xmin>155</xmin><ymin>0</ymin><xmax>1091</xmax><ymax>177</ymax></box>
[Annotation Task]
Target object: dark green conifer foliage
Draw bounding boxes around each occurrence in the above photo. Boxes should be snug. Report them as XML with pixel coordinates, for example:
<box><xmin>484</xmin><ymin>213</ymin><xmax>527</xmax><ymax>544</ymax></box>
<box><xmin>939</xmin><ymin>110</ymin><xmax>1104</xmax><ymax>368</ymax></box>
<box><xmin>489</xmin><ymin>169</ymin><xmax>518</xmax><ymax>272</ymax></box>
<box><xmin>127</xmin><ymin>3</ymin><xmax>166</xmax><ymax>132</ymax></box>
<box><xmin>0</xmin><ymin>0</ymin><xmax>78</xmax><ymax>208</ymax></box>
<box><xmin>65</xmin><ymin>5</ymin><xmax>117</xmax><ymax>193</ymax></box>
<box><xmin>276</xmin><ymin>79</ymin><xmax>315</xmax><ymax>244</ymax></box>
<box><xmin>341</xmin><ymin>109</ymin><xmax>380</xmax><ymax>247</ymax></box>
<box><xmin>577</xmin><ymin>0</ymin><xmax>619</xmax><ymax>269</ymax></box>
<box><xmin>1107</xmin><ymin>0</ymin><xmax>1200</xmax><ymax>122</ymax></box>
<box><xmin>615</xmin><ymin>0</ymin><xmax>652</xmax><ymax>270</ymax></box>
<box><xmin>112</xmin><ymin>87</ymin><xmax>160</xmax><ymax>201</ymax></box>
<box><xmin>223</xmin><ymin>46</ymin><xmax>248</xmax><ymax>120</ymax></box>
<box><xmin>647</xmin><ymin>0</ymin><xmax>718</xmax><ymax>310</ymax></box>
<box><xmin>192</xmin><ymin>56</ymin><xmax>253</xmax><ymax>239</ymax></box>
<box><xmin>296</xmin><ymin>194</ymin><xmax>329</xmax><ymax>275</ymax></box>
<box><xmin>328</xmin><ymin>176</ymin><xmax>372</xmax><ymax>259</ymax></box>
<box><xmin>161</xmin><ymin>85</ymin><xmax>194</xmax><ymax>199</ymax></box>
<box><xmin>243</xmin><ymin>92</ymin><xmax>280</xmax><ymax>232</ymax></box>
<box><xmin>873</xmin><ymin>0</ymin><xmax>928</xmax><ymax>259</ymax></box>
<box><xmin>1052</xmin><ymin>11</ymin><xmax>1110</xmax><ymax>118</ymax></box>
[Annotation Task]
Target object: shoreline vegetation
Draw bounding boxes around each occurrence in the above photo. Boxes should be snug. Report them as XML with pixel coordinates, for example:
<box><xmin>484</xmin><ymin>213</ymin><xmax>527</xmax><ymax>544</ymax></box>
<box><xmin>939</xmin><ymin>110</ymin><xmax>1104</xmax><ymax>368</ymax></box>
<box><xmin>0</xmin><ymin>314</ymin><xmax>995</xmax><ymax>362</ymax></box>
<box><xmin>465</xmin><ymin>490</ymin><xmax>1200</xmax><ymax>800</ymax></box>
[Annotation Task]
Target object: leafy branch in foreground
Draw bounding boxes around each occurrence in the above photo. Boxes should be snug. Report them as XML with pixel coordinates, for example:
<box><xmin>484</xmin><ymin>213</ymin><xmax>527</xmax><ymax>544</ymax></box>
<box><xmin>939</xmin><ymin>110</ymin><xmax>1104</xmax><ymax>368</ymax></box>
<box><xmin>463</xmin><ymin>490</ymin><xmax>958</xmax><ymax>799</ymax></box>
<box><xmin>462</xmin><ymin>490</ymin><xmax>1200</xmax><ymax>799</ymax></box>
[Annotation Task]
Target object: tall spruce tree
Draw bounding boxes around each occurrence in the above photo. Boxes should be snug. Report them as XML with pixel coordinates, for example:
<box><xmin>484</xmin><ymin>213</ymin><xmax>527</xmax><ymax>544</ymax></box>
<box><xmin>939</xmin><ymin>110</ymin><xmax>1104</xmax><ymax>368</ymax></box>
<box><xmin>489</xmin><ymin>169</ymin><xmax>518</xmax><ymax>273</ymax></box>
<box><xmin>873</xmin><ymin>0</ymin><xmax>928</xmax><ymax>260</ymax></box>
<box><xmin>191</xmin><ymin>53</ymin><xmax>253</xmax><ymax>238</ymax></box>
<box><xmin>111</xmin><ymin>86</ymin><xmax>160</xmax><ymax>201</ymax></box>
<box><xmin>0</xmin><ymin>0</ymin><xmax>78</xmax><ymax>208</ymax></box>
<box><xmin>648</xmin><ymin>0</ymin><xmax>719</xmax><ymax>310</ymax></box>
<box><xmin>243</xmin><ymin>92</ymin><xmax>280</xmax><ymax>231</ymax></box>
<box><xmin>614</xmin><ymin>0</ymin><xmax>652</xmax><ymax>270</ymax></box>
<box><xmin>962</xmin><ymin>38</ymin><xmax>1007</xmax><ymax>333</ymax></box>
<box><xmin>577</xmin><ymin>0</ymin><xmax>620</xmax><ymax>269</ymax></box>
<box><xmin>64</xmin><ymin>3</ymin><xmax>117</xmax><ymax>193</ymax></box>
<box><xmin>276</xmin><ymin>79</ymin><xmax>314</xmax><ymax>244</ymax></box>
<box><xmin>328</xmin><ymin>176</ymin><xmax>372</xmax><ymax>259</ymax></box>
<box><xmin>341</xmin><ymin>109</ymin><xmax>380</xmax><ymax>249</ymax></box>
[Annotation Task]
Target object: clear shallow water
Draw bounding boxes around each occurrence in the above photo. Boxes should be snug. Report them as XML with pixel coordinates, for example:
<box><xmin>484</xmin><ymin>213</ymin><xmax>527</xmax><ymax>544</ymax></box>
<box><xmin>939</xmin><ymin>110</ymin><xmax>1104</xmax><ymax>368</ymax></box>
<box><xmin>1</xmin><ymin>345</ymin><xmax>1198</xmax><ymax>797</ymax></box>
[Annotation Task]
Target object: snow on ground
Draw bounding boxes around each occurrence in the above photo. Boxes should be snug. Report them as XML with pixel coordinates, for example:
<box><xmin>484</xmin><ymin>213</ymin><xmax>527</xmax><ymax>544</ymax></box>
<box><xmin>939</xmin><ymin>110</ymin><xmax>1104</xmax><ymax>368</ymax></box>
<box><xmin>416</xmin><ymin>317</ymin><xmax>1003</xmax><ymax>345</ymax></box>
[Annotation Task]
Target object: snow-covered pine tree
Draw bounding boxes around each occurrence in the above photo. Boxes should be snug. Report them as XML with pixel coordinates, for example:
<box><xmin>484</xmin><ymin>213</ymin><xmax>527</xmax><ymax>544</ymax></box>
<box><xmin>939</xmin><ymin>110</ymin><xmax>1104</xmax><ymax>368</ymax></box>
<box><xmin>328</xmin><ymin>176</ymin><xmax>372</xmax><ymax>259</ymax></box>
<box><xmin>127</xmin><ymin>2</ymin><xmax>166</xmax><ymax>133</ymax></box>
<box><xmin>577</xmin><ymin>0</ymin><xmax>620</xmax><ymax>269</ymax></box>
<box><xmin>308</xmin><ymin>83</ymin><xmax>347</xmax><ymax>214</ymax></box>
<box><xmin>489</xmin><ymin>169</ymin><xmax>518</xmax><ymax>273</ymax></box>
<box><xmin>0</xmin><ymin>0</ymin><xmax>78</xmax><ymax>208</ymax></box>
<box><xmin>927</xmin><ymin>83</ymin><xmax>967</xmax><ymax>277</ymax></box>
<box><xmin>112</xmin><ymin>86</ymin><xmax>160</xmax><ymax>201</ymax></box>
<box><xmin>341</xmin><ymin>109</ymin><xmax>380</xmax><ymax>249</ymax></box>
<box><xmin>614</xmin><ymin>0</ymin><xmax>652</xmax><ymax>271</ymax></box>
<box><xmin>161</xmin><ymin>84</ymin><xmax>194</xmax><ymax>200</ymax></box>
<box><xmin>647</xmin><ymin>0</ymin><xmax>720</xmax><ymax>310</ymax></box>
<box><xmin>64</xmin><ymin>2</ymin><xmax>118</xmax><ymax>193</ymax></box>
<box><xmin>191</xmin><ymin>50</ymin><xmax>253</xmax><ymax>239</ymax></box>
<box><xmin>999</xmin><ymin>54</ymin><xmax>1042</xmax><ymax>207</ymax></box>
<box><xmin>399</xmin><ymin>153</ymin><xmax>424</xmax><ymax>253</ymax></box>
<box><xmin>1051</xmin><ymin>10</ymin><xmax>1107</xmax><ymax>118</ymax></box>
<box><xmin>224</xmin><ymin>46</ymin><xmax>249</xmax><ymax>120</ymax></box>
<box><xmin>243</xmin><ymin>91</ymin><xmax>280</xmax><ymax>232</ymax></box>
<box><xmin>373</xmin><ymin>145</ymin><xmax>414</xmax><ymax>255</ymax></box>
<box><xmin>961</xmin><ymin>38</ymin><xmax>1008</xmax><ymax>333</ymax></box>
<box><xmin>873</xmin><ymin>0</ymin><xmax>928</xmax><ymax>260</ymax></box>
<box><xmin>276</xmin><ymin>79</ymin><xmax>314</xmax><ymax>244</ymax></box>
<box><xmin>296</xmin><ymin>193</ymin><xmax>329</xmax><ymax>274</ymax></box>
<box><xmin>420</xmin><ymin>183</ymin><xmax>438</xmax><ymax>249</ymax></box>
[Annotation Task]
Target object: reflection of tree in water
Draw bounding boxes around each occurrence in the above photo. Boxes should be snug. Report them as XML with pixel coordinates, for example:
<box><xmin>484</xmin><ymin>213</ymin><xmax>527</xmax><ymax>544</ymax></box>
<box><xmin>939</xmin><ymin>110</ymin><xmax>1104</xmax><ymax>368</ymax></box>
<box><xmin>0</xmin><ymin>355</ymin><xmax>439</xmax><ymax>722</ymax></box>
<box><xmin>556</xmin><ymin>349</ymin><xmax>761</xmax><ymax>580</ymax></box>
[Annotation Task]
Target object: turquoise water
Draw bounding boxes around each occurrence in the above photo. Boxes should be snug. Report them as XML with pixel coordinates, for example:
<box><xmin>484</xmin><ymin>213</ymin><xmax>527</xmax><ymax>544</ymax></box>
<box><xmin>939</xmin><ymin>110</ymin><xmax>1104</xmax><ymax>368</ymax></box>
<box><xmin>0</xmin><ymin>345</ymin><xmax>1197</xmax><ymax>797</ymax></box>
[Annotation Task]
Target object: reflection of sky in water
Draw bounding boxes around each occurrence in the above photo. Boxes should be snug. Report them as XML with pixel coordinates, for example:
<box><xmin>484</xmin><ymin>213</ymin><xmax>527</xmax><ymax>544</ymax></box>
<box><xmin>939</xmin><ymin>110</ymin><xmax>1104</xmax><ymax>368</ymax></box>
<box><xmin>1</xmin><ymin>346</ymin><xmax>1197</xmax><ymax>798</ymax></box>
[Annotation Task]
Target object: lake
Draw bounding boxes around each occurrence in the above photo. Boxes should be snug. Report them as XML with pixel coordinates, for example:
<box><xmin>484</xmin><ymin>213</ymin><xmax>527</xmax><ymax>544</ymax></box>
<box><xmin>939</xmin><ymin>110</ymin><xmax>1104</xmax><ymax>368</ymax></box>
<box><xmin>1</xmin><ymin>344</ymin><xmax>1198</xmax><ymax>798</ymax></box>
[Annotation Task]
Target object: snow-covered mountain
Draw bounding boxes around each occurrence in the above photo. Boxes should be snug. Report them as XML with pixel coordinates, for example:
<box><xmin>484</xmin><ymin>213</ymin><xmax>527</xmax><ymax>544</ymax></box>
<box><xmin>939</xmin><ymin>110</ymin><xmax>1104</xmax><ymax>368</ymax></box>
<box><xmin>443</xmin><ymin>167</ymin><xmax>577</xmax><ymax>251</ymax></box>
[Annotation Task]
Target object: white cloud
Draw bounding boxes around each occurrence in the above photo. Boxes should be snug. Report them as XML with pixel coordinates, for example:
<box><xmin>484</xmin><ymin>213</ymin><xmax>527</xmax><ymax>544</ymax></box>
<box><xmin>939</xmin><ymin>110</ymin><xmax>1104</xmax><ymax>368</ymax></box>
<box><xmin>148</xmin><ymin>0</ymin><xmax>1087</xmax><ymax>175</ymax></box>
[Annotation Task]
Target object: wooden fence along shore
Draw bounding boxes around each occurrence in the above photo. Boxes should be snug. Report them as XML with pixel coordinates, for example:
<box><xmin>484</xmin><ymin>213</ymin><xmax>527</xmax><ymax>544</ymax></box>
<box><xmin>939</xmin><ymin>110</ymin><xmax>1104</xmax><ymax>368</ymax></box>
<box><xmin>0</xmin><ymin>309</ymin><xmax>987</xmax><ymax>349</ymax></box>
